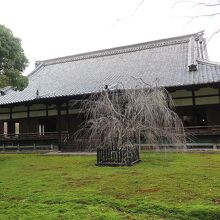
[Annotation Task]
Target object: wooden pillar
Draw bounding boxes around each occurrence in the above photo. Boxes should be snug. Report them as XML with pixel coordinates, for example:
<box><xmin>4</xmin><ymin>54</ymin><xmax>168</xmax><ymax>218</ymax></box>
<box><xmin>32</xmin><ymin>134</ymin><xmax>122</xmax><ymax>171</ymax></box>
<box><xmin>46</xmin><ymin>103</ymin><xmax>48</xmax><ymax>117</ymax></box>
<box><xmin>9</xmin><ymin>106</ymin><xmax>13</xmax><ymax>134</ymax></box>
<box><xmin>66</xmin><ymin>100</ymin><xmax>70</xmax><ymax>135</ymax></box>
<box><xmin>27</xmin><ymin>105</ymin><xmax>30</xmax><ymax>133</ymax></box>
<box><xmin>57</xmin><ymin>103</ymin><xmax>62</xmax><ymax>151</ymax></box>
<box><xmin>218</xmin><ymin>88</ymin><xmax>220</xmax><ymax>103</ymax></box>
<box><xmin>192</xmin><ymin>90</ymin><xmax>197</xmax><ymax>126</ymax></box>
<box><xmin>192</xmin><ymin>90</ymin><xmax>196</xmax><ymax>106</ymax></box>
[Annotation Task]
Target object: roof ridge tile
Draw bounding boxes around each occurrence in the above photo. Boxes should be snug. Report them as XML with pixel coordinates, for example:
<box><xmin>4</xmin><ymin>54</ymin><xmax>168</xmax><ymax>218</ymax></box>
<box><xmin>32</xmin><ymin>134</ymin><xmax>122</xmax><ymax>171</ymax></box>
<box><xmin>43</xmin><ymin>38</ymin><xmax>190</xmax><ymax>66</ymax></box>
<box><xmin>39</xmin><ymin>32</ymin><xmax>204</xmax><ymax>66</ymax></box>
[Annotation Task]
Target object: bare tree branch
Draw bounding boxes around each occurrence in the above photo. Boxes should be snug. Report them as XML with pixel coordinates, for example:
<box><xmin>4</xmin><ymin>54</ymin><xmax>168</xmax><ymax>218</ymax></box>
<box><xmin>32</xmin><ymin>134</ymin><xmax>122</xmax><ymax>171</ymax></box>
<box><xmin>79</xmin><ymin>80</ymin><xmax>186</xmax><ymax>152</ymax></box>
<box><xmin>208</xmin><ymin>27</ymin><xmax>220</xmax><ymax>42</ymax></box>
<box><xmin>173</xmin><ymin>0</ymin><xmax>220</xmax><ymax>42</ymax></box>
<box><xmin>133</xmin><ymin>0</ymin><xmax>145</xmax><ymax>14</ymax></box>
<box><xmin>186</xmin><ymin>12</ymin><xmax>220</xmax><ymax>17</ymax></box>
<box><xmin>173</xmin><ymin>0</ymin><xmax>220</xmax><ymax>9</ymax></box>
<box><xmin>115</xmin><ymin>0</ymin><xmax>145</xmax><ymax>23</ymax></box>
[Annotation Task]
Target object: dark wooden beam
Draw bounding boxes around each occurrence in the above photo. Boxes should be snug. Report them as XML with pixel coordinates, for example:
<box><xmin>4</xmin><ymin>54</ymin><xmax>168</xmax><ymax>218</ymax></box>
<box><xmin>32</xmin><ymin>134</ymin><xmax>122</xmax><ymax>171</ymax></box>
<box><xmin>27</xmin><ymin>105</ymin><xmax>30</xmax><ymax>133</ymax></box>
<box><xmin>219</xmin><ymin>88</ymin><xmax>220</xmax><ymax>104</ymax></box>
<box><xmin>9</xmin><ymin>106</ymin><xmax>13</xmax><ymax>134</ymax></box>
<box><xmin>57</xmin><ymin>103</ymin><xmax>62</xmax><ymax>151</ymax></box>
<box><xmin>46</xmin><ymin>103</ymin><xmax>48</xmax><ymax>117</ymax></box>
<box><xmin>192</xmin><ymin>90</ymin><xmax>196</xmax><ymax>106</ymax></box>
<box><xmin>66</xmin><ymin>100</ymin><xmax>70</xmax><ymax>134</ymax></box>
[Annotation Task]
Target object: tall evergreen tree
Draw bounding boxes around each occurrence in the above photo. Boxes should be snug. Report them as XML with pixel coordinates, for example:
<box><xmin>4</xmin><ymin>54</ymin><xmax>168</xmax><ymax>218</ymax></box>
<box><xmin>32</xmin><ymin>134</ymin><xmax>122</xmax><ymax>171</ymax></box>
<box><xmin>0</xmin><ymin>24</ymin><xmax>28</xmax><ymax>91</ymax></box>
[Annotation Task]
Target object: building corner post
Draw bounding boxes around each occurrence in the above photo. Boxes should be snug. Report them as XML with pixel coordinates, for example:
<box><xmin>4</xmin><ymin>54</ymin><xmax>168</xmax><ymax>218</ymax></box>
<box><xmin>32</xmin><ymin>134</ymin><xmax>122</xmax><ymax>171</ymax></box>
<box><xmin>57</xmin><ymin>103</ymin><xmax>62</xmax><ymax>151</ymax></box>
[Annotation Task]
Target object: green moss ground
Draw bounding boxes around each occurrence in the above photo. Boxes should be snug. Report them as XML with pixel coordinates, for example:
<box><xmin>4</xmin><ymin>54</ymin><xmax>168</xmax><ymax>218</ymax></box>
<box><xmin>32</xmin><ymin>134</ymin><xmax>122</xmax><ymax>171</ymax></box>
<box><xmin>0</xmin><ymin>152</ymin><xmax>219</xmax><ymax>219</ymax></box>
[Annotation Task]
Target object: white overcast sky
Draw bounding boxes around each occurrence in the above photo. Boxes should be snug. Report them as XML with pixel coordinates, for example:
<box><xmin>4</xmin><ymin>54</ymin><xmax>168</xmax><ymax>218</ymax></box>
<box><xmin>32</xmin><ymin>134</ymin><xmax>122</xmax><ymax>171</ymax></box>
<box><xmin>0</xmin><ymin>0</ymin><xmax>220</xmax><ymax>75</ymax></box>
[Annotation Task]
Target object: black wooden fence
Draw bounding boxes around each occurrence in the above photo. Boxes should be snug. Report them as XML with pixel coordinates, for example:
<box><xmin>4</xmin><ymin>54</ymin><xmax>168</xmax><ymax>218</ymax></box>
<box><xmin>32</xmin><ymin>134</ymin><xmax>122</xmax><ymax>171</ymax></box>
<box><xmin>97</xmin><ymin>145</ymin><xmax>140</xmax><ymax>166</ymax></box>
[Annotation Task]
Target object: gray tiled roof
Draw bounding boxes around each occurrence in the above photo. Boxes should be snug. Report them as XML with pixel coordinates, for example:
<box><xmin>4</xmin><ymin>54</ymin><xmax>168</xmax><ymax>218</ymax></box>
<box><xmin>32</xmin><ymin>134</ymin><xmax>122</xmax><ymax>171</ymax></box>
<box><xmin>1</xmin><ymin>31</ymin><xmax>220</xmax><ymax>105</ymax></box>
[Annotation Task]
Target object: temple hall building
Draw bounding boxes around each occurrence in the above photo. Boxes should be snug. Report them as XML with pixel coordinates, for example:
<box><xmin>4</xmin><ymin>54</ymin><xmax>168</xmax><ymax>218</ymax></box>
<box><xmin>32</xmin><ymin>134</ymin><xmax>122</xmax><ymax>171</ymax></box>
<box><xmin>1</xmin><ymin>32</ymin><xmax>220</xmax><ymax>151</ymax></box>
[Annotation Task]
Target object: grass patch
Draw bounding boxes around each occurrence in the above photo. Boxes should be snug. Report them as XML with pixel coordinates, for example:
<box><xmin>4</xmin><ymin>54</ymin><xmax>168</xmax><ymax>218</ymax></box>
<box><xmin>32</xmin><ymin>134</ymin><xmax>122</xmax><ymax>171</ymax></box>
<box><xmin>0</xmin><ymin>153</ymin><xmax>219</xmax><ymax>219</ymax></box>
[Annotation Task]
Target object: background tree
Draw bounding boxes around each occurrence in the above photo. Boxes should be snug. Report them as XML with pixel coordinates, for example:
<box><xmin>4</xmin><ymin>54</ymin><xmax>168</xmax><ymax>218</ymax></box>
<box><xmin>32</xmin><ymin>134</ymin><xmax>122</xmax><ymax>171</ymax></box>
<box><xmin>0</xmin><ymin>24</ymin><xmax>28</xmax><ymax>90</ymax></box>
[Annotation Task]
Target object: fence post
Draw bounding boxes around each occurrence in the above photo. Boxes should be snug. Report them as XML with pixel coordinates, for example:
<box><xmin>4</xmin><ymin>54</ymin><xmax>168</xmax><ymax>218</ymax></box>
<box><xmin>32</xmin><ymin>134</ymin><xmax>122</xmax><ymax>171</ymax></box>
<box><xmin>33</xmin><ymin>143</ymin><xmax>36</xmax><ymax>151</ymax></box>
<box><xmin>127</xmin><ymin>148</ymin><xmax>131</xmax><ymax>166</ymax></box>
<box><xmin>108</xmin><ymin>148</ymin><xmax>110</xmax><ymax>162</ymax></box>
<box><xmin>138</xmin><ymin>130</ymin><xmax>141</xmax><ymax>153</ymax></box>
<box><xmin>106</xmin><ymin>149</ymin><xmax>107</xmax><ymax>163</ymax></box>
<box><xmin>117</xmin><ymin>149</ymin><xmax>119</xmax><ymax>163</ymax></box>
<box><xmin>97</xmin><ymin>149</ymin><xmax>100</xmax><ymax>165</ymax></box>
